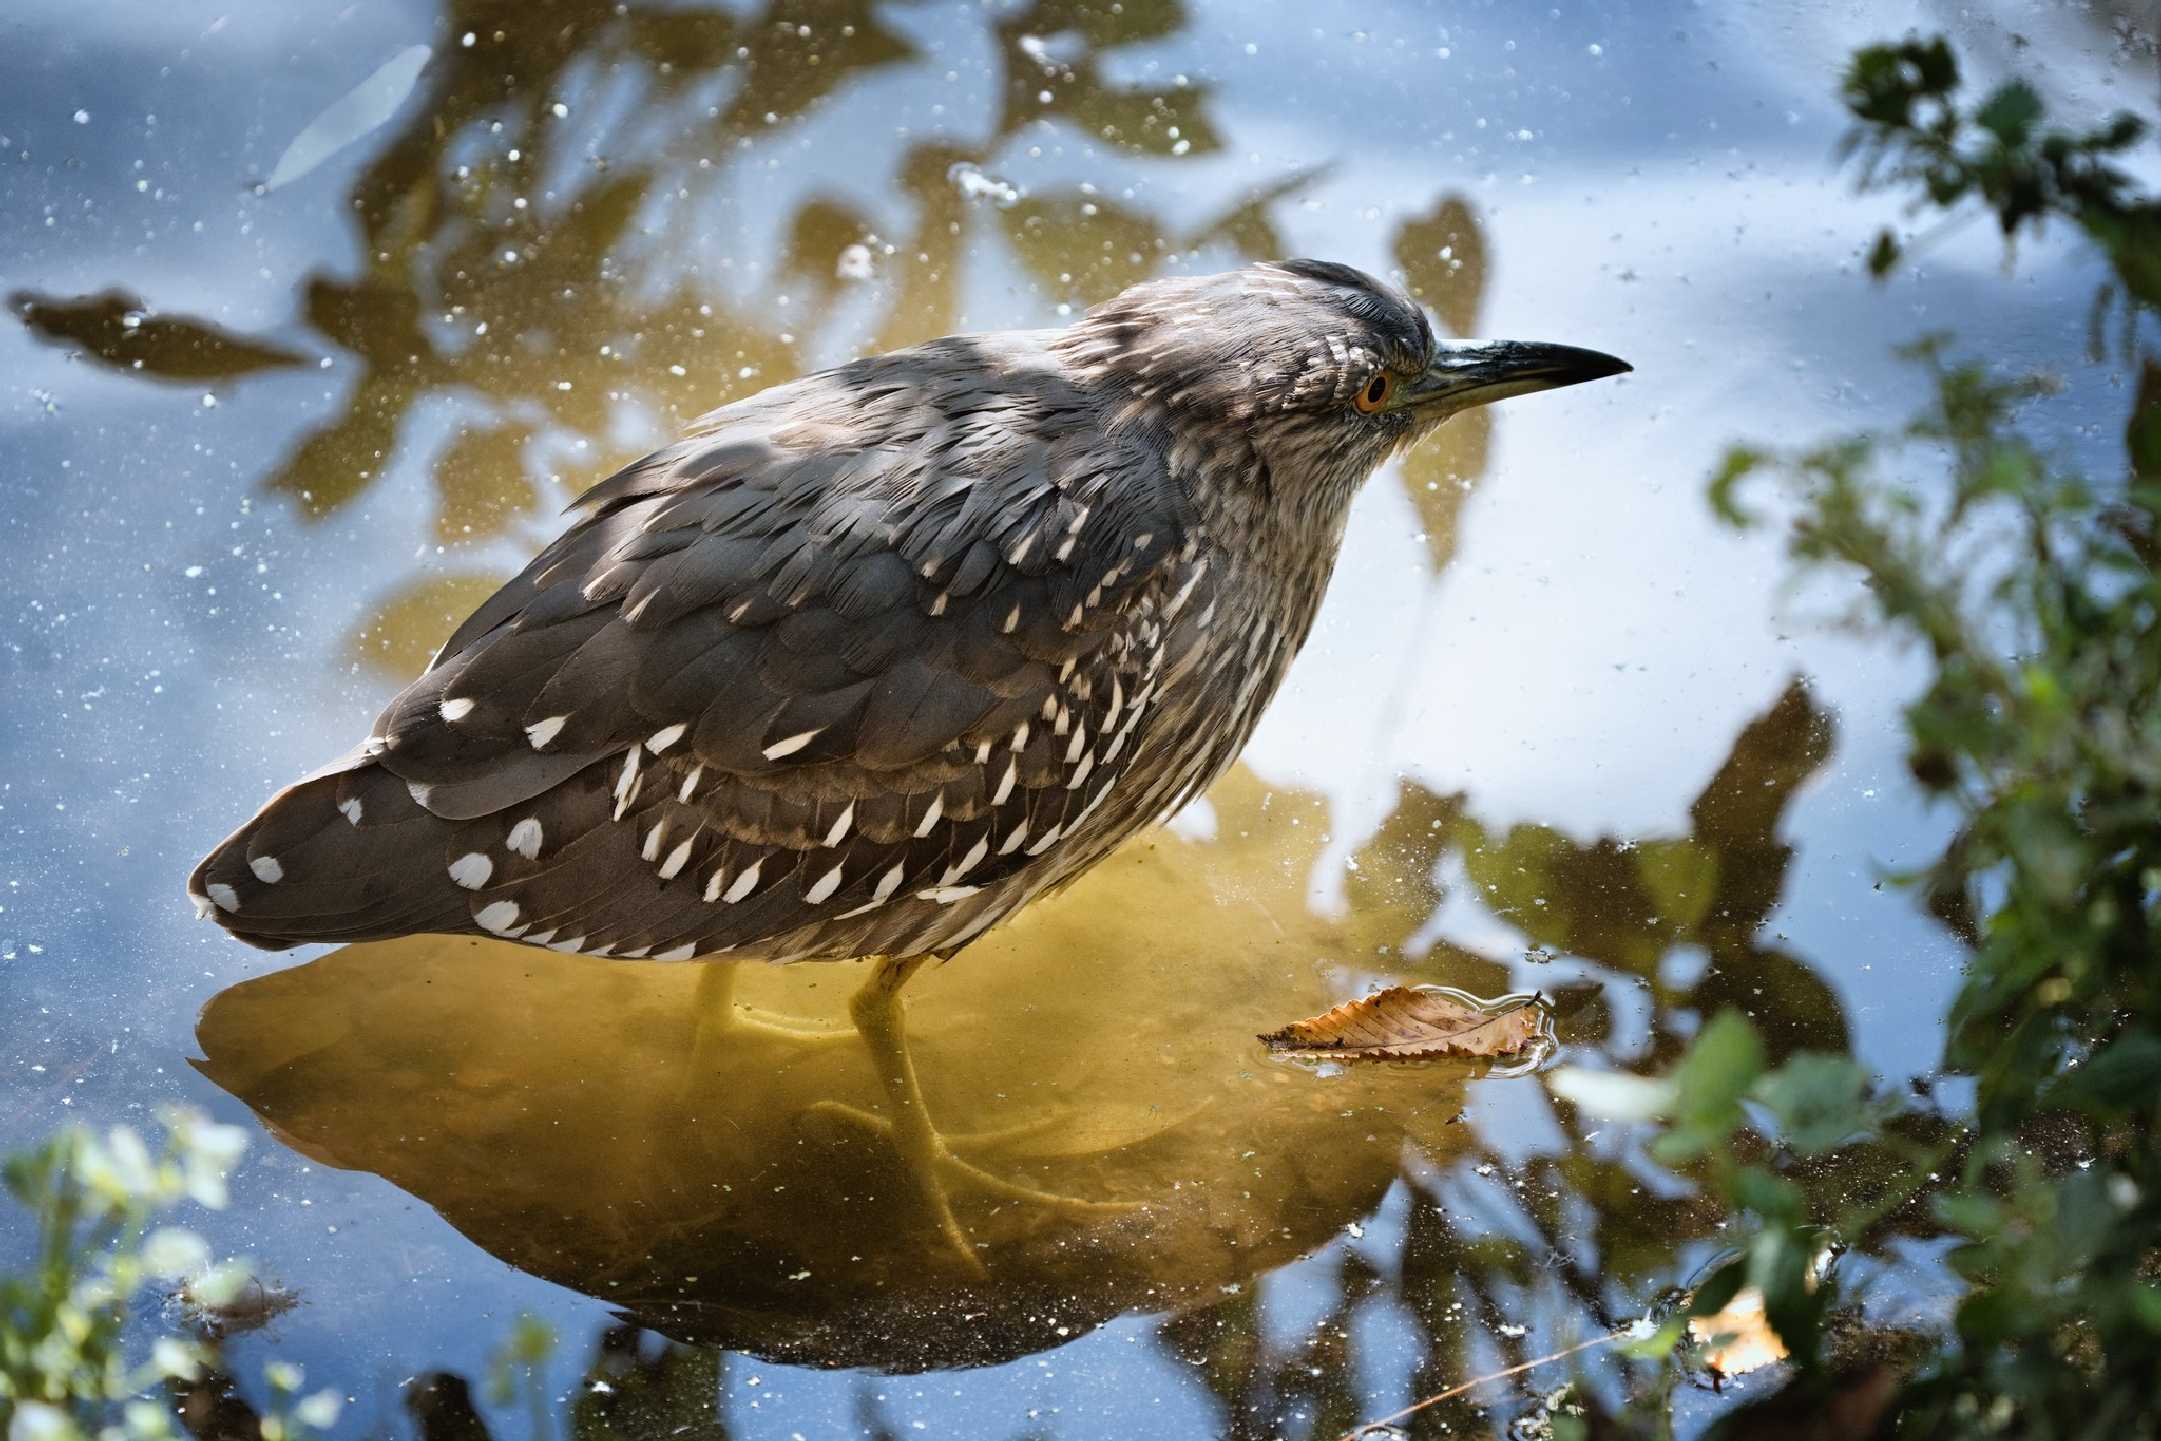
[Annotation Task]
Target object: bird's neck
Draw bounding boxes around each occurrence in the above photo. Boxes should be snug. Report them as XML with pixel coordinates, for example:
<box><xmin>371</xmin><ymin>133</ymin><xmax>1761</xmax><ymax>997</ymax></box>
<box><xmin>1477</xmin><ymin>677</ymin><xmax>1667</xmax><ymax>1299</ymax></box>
<box><xmin>1163</xmin><ymin>423</ymin><xmax>1362</xmax><ymax>656</ymax></box>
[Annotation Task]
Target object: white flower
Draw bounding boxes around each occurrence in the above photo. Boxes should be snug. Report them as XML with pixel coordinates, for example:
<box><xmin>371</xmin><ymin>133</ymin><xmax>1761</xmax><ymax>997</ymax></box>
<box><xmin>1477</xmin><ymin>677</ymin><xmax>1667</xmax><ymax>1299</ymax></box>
<box><xmin>8</xmin><ymin>1401</ymin><xmax>74</xmax><ymax>1441</ymax></box>
<box><xmin>293</xmin><ymin>1393</ymin><xmax>343</xmax><ymax>1430</ymax></box>
<box><xmin>151</xmin><ymin>1337</ymin><xmax>203</xmax><ymax>1382</ymax></box>
<box><xmin>141</xmin><ymin>1227</ymin><xmax>210</xmax><ymax>1281</ymax></box>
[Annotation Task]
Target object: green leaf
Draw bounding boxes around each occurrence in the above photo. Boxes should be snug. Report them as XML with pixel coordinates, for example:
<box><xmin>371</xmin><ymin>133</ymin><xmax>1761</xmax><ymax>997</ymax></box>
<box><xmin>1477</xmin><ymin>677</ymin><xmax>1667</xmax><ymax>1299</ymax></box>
<box><xmin>1934</xmin><ymin>1191</ymin><xmax>2005</xmax><ymax>1236</ymax></box>
<box><xmin>1751</xmin><ymin>1053</ymin><xmax>1871</xmax><ymax>1155</ymax></box>
<box><xmin>1975</xmin><ymin>82</ymin><xmax>2043</xmax><ymax>146</ymax></box>
<box><xmin>2052</xmin><ymin>1170</ymin><xmax>2118</xmax><ymax>1268</ymax></box>
<box><xmin>2133</xmin><ymin>1285</ymin><xmax>2161</xmax><ymax>1333</ymax></box>
<box><xmin>1729</xmin><ymin>1166</ymin><xmax>1807</xmax><ymax>1227</ymax></box>
<box><xmin>1972</xmin><ymin>443</ymin><xmax>2034</xmax><ymax>498</ymax></box>
<box><xmin>1688</xmin><ymin>1257</ymin><xmax>1749</xmax><ymax>1319</ymax></box>
<box><xmin>1653</xmin><ymin>1011</ymin><xmax>1766</xmax><ymax>1162</ymax></box>
<box><xmin>1957</xmin><ymin>1283</ymin><xmax>2036</xmax><ymax>1346</ymax></box>
<box><xmin>1619</xmin><ymin>1314</ymin><xmax>1687</xmax><ymax>1359</ymax></box>
<box><xmin>2127</xmin><ymin>362</ymin><xmax>2161</xmax><ymax>479</ymax></box>
<box><xmin>2050</xmin><ymin>1031</ymin><xmax>2161</xmax><ymax>1112</ymax></box>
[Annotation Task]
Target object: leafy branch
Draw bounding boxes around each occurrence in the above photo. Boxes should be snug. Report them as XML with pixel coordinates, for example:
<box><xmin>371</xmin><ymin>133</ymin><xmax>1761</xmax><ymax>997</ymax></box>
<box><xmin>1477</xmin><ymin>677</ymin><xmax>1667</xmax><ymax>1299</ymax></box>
<box><xmin>1575</xmin><ymin>34</ymin><xmax>2161</xmax><ymax>1439</ymax></box>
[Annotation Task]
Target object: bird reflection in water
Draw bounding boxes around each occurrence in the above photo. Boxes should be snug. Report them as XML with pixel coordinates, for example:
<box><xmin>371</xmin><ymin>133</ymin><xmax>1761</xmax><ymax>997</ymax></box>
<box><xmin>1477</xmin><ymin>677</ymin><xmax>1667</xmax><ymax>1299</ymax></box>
<box><xmin>194</xmin><ymin>770</ymin><xmax>1480</xmax><ymax>1372</ymax></box>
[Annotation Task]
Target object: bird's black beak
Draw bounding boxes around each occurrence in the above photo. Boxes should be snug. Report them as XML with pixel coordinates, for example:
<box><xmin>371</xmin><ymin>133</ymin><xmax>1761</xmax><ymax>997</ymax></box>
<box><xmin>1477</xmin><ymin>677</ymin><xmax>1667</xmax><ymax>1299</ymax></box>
<box><xmin>1397</xmin><ymin>339</ymin><xmax>1631</xmax><ymax>417</ymax></box>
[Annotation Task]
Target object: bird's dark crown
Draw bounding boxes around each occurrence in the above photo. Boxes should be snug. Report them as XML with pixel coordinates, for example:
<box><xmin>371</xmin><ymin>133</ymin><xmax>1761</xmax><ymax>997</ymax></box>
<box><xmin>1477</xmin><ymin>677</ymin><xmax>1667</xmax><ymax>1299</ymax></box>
<box><xmin>1057</xmin><ymin>259</ymin><xmax>1434</xmax><ymax>413</ymax></box>
<box><xmin>1052</xmin><ymin>259</ymin><xmax>1442</xmax><ymax>530</ymax></box>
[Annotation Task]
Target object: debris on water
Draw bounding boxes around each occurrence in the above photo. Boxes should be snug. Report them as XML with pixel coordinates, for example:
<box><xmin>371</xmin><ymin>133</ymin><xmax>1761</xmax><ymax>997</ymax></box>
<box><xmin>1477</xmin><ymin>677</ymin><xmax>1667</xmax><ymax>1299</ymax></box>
<box><xmin>174</xmin><ymin>1273</ymin><xmax>302</xmax><ymax>1338</ymax></box>
<box><xmin>835</xmin><ymin>243</ymin><xmax>874</xmax><ymax>281</ymax></box>
<box><xmin>947</xmin><ymin>161</ymin><xmax>1022</xmax><ymax>209</ymax></box>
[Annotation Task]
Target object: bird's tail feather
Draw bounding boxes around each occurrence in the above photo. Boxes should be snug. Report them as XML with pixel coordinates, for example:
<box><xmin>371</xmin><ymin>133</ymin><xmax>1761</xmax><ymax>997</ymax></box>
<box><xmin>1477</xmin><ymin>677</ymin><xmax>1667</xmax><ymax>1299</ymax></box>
<box><xmin>188</xmin><ymin>759</ymin><xmax>472</xmax><ymax>951</ymax></box>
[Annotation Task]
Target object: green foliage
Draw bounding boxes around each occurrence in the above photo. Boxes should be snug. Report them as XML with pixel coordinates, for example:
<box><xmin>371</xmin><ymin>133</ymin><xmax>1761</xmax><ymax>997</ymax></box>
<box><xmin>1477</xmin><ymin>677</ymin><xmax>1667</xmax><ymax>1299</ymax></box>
<box><xmin>1557</xmin><ymin>1018</ymin><xmax>1913</xmax><ymax>1384</ymax></box>
<box><xmin>0</xmin><ymin>1112</ymin><xmax>341</xmax><ymax>1441</ymax></box>
<box><xmin>1749</xmin><ymin>1053</ymin><xmax>1873</xmax><ymax>1158</ymax></box>
<box><xmin>1614</xmin><ymin>33</ymin><xmax>2161</xmax><ymax>1438</ymax></box>
<box><xmin>486</xmin><ymin>1314</ymin><xmax>558</xmax><ymax>1441</ymax></box>
<box><xmin>1651</xmin><ymin>1012</ymin><xmax>1765</xmax><ymax>1165</ymax></box>
<box><xmin>1839</xmin><ymin>36</ymin><xmax>2161</xmax><ymax>318</ymax></box>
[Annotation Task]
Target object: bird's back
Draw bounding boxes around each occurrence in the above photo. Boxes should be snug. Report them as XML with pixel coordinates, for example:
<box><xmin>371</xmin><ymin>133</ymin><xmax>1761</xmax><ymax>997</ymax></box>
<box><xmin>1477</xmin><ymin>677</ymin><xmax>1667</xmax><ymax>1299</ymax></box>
<box><xmin>188</xmin><ymin>327</ymin><xmax>1281</xmax><ymax>964</ymax></box>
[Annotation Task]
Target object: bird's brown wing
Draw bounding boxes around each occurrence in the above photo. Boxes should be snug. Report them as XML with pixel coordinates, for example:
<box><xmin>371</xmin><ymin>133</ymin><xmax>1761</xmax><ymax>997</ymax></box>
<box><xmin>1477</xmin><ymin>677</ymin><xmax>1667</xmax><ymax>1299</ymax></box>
<box><xmin>342</xmin><ymin>394</ymin><xmax>1200</xmax><ymax>960</ymax></box>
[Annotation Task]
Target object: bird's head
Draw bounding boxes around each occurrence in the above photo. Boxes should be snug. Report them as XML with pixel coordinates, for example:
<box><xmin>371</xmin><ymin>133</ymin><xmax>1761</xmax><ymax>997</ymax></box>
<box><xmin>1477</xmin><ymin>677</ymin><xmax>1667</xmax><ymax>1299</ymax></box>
<box><xmin>1057</xmin><ymin>258</ymin><xmax>1629</xmax><ymax>517</ymax></box>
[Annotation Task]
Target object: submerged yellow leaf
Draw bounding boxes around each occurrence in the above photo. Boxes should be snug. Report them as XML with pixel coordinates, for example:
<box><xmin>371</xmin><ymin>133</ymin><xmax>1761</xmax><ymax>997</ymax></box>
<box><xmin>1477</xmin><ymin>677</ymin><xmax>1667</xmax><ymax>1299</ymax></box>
<box><xmin>1258</xmin><ymin>986</ymin><xmax>1550</xmax><ymax>1064</ymax></box>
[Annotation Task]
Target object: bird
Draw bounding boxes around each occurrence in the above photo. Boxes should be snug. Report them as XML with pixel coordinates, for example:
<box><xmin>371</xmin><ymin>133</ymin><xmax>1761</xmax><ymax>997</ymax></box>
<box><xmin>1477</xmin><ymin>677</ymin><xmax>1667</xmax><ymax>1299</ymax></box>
<box><xmin>189</xmin><ymin>258</ymin><xmax>1626</xmax><ymax>1267</ymax></box>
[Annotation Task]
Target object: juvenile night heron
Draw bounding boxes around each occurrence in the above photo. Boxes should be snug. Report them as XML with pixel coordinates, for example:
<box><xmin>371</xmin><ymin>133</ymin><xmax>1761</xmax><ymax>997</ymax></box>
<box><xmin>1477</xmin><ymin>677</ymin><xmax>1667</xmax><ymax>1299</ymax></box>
<box><xmin>190</xmin><ymin>259</ymin><xmax>1626</xmax><ymax>1265</ymax></box>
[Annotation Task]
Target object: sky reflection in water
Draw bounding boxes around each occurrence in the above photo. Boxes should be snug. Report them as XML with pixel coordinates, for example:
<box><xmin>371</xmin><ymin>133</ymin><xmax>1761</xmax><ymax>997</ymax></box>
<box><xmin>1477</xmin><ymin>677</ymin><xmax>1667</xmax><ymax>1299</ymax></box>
<box><xmin>1</xmin><ymin>0</ymin><xmax>2149</xmax><ymax>1435</ymax></box>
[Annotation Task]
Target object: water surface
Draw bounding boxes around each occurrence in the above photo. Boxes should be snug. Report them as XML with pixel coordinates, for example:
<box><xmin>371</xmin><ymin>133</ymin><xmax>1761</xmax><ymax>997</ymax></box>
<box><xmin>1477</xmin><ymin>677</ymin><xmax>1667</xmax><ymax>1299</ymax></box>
<box><xmin>2</xmin><ymin>1</ymin><xmax>2151</xmax><ymax>1436</ymax></box>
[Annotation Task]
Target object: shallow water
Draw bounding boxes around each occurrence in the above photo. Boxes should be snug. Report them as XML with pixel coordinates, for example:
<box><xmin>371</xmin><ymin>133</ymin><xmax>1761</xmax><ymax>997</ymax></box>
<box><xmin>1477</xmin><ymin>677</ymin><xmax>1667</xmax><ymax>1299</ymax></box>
<box><xmin>1</xmin><ymin>1</ymin><xmax>2153</xmax><ymax>1436</ymax></box>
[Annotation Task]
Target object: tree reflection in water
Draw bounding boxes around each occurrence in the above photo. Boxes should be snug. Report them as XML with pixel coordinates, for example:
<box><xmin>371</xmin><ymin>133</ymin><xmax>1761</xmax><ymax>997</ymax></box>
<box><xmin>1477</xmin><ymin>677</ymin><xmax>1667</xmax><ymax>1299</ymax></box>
<box><xmin>10</xmin><ymin>0</ymin><xmax>1506</xmax><ymax>677</ymax></box>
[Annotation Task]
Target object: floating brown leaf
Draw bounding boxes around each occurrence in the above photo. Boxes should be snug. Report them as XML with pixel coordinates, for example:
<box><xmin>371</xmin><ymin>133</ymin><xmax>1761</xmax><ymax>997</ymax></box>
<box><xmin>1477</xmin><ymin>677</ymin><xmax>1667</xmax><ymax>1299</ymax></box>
<box><xmin>1259</xmin><ymin>986</ymin><xmax>1549</xmax><ymax>1063</ymax></box>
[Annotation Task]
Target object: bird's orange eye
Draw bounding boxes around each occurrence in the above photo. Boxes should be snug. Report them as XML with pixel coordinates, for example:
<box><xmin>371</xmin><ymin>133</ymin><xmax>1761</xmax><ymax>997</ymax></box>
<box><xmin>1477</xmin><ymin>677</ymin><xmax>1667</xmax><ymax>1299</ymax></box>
<box><xmin>1353</xmin><ymin>373</ymin><xmax>1392</xmax><ymax>414</ymax></box>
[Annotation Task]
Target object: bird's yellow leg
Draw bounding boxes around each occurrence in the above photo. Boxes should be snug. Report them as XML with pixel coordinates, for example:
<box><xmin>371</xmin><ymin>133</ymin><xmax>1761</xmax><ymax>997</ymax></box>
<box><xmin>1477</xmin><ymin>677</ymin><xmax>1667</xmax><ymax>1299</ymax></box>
<box><xmin>804</xmin><ymin>1101</ymin><xmax>1143</xmax><ymax>1214</ymax></box>
<box><xmin>846</xmin><ymin>954</ymin><xmax>987</xmax><ymax>1275</ymax></box>
<box><xmin>697</xmin><ymin>958</ymin><xmax>856</xmax><ymax>1038</ymax></box>
<box><xmin>828</xmin><ymin>955</ymin><xmax>1142</xmax><ymax>1273</ymax></box>
<box><xmin>684</xmin><ymin>960</ymin><xmax>853</xmax><ymax>1080</ymax></box>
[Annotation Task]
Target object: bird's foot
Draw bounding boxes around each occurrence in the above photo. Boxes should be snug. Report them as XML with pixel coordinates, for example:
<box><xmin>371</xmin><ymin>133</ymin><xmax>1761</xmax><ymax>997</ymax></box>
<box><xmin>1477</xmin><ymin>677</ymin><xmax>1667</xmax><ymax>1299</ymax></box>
<box><xmin>714</xmin><ymin>1005</ymin><xmax>857</xmax><ymax>1044</ymax></box>
<box><xmin>807</xmin><ymin>1099</ymin><xmax>1147</xmax><ymax>1224</ymax></box>
<box><xmin>675</xmin><ymin>1001</ymin><xmax>857</xmax><ymax>1106</ymax></box>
